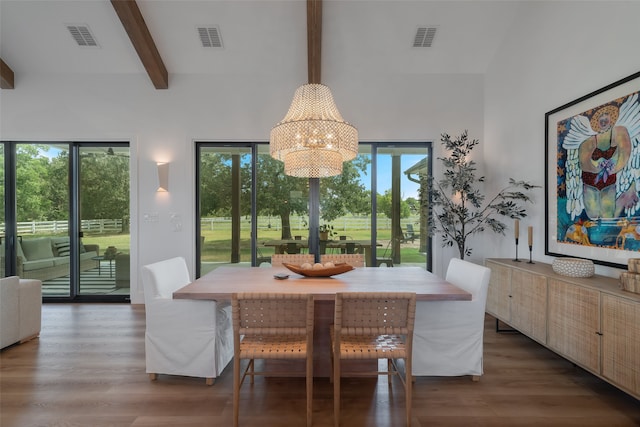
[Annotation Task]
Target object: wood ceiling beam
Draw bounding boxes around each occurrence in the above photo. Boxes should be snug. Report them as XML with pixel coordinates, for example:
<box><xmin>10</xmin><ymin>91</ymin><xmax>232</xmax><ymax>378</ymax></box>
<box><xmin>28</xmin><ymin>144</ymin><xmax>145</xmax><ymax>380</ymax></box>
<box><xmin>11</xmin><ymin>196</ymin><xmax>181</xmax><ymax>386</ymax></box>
<box><xmin>307</xmin><ymin>0</ymin><xmax>322</xmax><ymax>84</ymax></box>
<box><xmin>1</xmin><ymin>58</ymin><xmax>15</xmax><ymax>89</ymax></box>
<box><xmin>111</xmin><ymin>0</ymin><xmax>168</xmax><ymax>89</ymax></box>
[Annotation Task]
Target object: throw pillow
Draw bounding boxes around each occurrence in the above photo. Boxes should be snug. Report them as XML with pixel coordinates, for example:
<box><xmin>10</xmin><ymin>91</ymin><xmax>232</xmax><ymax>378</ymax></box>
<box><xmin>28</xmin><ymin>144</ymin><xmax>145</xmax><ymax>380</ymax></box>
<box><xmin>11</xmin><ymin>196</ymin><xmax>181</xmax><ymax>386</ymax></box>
<box><xmin>20</xmin><ymin>238</ymin><xmax>54</xmax><ymax>261</ymax></box>
<box><xmin>54</xmin><ymin>241</ymin><xmax>71</xmax><ymax>257</ymax></box>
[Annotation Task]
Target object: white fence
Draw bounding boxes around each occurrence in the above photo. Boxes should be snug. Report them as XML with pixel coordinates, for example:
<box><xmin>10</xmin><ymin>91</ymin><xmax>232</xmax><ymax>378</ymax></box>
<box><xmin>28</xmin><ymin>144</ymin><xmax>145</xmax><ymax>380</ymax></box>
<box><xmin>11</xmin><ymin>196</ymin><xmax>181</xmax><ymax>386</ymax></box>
<box><xmin>200</xmin><ymin>216</ymin><xmax>420</xmax><ymax>232</ymax></box>
<box><xmin>0</xmin><ymin>219</ymin><xmax>124</xmax><ymax>235</ymax></box>
<box><xmin>2</xmin><ymin>216</ymin><xmax>419</xmax><ymax>236</ymax></box>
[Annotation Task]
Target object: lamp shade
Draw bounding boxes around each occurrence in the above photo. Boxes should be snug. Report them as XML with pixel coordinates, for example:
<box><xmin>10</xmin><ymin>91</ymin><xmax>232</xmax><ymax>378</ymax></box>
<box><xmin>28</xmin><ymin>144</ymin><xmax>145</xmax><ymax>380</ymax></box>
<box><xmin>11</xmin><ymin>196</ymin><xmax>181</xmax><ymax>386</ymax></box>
<box><xmin>157</xmin><ymin>162</ymin><xmax>169</xmax><ymax>192</ymax></box>
<box><xmin>270</xmin><ymin>84</ymin><xmax>358</xmax><ymax>178</ymax></box>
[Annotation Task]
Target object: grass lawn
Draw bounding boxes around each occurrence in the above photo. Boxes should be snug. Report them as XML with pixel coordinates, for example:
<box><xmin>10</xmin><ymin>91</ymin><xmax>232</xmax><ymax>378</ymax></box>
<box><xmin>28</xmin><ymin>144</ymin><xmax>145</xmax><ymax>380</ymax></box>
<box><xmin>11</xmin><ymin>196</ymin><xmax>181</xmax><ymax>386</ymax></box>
<box><xmin>201</xmin><ymin>229</ymin><xmax>427</xmax><ymax>264</ymax></box>
<box><xmin>28</xmin><ymin>225</ymin><xmax>427</xmax><ymax>265</ymax></box>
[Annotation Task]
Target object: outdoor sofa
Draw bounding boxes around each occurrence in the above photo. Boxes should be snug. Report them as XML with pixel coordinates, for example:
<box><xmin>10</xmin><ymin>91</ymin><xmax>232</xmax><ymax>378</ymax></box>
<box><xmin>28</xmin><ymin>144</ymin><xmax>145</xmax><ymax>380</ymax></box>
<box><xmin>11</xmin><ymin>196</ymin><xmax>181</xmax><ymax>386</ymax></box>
<box><xmin>1</xmin><ymin>237</ymin><xmax>99</xmax><ymax>282</ymax></box>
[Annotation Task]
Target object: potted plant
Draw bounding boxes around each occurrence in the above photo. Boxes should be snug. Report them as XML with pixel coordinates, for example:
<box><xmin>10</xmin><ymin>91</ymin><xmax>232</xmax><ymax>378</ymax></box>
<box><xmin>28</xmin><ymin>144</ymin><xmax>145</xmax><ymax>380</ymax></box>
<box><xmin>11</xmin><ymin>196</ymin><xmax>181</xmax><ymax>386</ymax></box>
<box><xmin>426</xmin><ymin>130</ymin><xmax>539</xmax><ymax>259</ymax></box>
<box><xmin>319</xmin><ymin>224</ymin><xmax>335</xmax><ymax>241</ymax></box>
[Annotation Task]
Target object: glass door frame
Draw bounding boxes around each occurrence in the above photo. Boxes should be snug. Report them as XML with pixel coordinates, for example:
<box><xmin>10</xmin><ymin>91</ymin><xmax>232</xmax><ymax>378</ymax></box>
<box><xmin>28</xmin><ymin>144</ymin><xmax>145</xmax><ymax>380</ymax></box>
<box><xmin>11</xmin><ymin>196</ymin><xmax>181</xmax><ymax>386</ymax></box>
<box><xmin>195</xmin><ymin>141</ymin><xmax>432</xmax><ymax>277</ymax></box>
<box><xmin>1</xmin><ymin>141</ymin><xmax>130</xmax><ymax>302</ymax></box>
<box><xmin>370</xmin><ymin>142</ymin><xmax>433</xmax><ymax>272</ymax></box>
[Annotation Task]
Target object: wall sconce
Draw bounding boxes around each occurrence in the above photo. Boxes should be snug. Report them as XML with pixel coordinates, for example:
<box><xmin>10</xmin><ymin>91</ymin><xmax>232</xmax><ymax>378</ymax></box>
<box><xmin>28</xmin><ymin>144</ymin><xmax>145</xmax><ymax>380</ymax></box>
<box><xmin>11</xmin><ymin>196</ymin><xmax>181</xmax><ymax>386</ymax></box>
<box><xmin>157</xmin><ymin>162</ymin><xmax>169</xmax><ymax>192</ymax></box>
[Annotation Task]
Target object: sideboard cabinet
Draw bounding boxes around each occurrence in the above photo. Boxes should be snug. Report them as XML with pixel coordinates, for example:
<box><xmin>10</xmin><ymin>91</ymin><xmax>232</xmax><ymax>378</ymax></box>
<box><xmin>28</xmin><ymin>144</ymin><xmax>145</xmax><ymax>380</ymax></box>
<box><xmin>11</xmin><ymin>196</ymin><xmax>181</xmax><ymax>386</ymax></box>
<box><xmin>485</xmin><ymin>258</ymin><xmax>640</xmax><ymax>400</ymax></box>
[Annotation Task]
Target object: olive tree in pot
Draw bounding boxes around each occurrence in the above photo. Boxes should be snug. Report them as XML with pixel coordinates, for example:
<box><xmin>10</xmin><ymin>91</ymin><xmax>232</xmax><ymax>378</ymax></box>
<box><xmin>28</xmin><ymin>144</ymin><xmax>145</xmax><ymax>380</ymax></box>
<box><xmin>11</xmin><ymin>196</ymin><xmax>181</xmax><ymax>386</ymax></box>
<box><xmin>425</xmin><ymin>130</ymin><xmax>539</xmax><ymax>259</ymax></box>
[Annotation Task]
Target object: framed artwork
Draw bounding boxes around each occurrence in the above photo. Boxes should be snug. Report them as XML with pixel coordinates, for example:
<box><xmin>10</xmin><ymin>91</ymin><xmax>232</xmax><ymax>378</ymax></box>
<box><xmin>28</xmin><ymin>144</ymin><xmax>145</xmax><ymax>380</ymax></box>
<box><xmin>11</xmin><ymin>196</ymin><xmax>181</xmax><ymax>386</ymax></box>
<box><xmin>545</xmin><ymin>71</ymin><xmax>640</xmax><ymax>269</ymax></box>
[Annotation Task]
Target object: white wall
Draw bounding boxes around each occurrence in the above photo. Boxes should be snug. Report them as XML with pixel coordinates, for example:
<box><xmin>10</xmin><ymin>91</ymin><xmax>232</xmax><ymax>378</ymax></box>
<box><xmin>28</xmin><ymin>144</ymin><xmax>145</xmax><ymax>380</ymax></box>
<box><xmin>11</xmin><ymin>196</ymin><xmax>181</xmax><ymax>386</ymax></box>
<box><xmin>1</xmin><ymin>68</ymin><xmax>484</xmax><ymax>302</ymax></box>
<box><xmin>6</xmin><ymin>2</ymin><xmax>637</xmax><ymax>300</ymax></box>
<box><xmin>484</xmin><ymin>1</ymin><xmax>640</xmax><ymax>277</ymax></box>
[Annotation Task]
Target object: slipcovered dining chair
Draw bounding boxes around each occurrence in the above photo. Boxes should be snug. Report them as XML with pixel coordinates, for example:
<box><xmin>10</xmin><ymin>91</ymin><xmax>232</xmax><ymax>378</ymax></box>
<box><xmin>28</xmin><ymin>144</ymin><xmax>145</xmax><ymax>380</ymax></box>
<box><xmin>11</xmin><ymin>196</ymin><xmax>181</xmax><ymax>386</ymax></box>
<box><xmin>270</xmin><ymin>253</ymin><xmax>314</xmax><ymax>267</ymax></box>
<box><xmin>331</xmin><ymin>292</ymin><xmax>416</xmax><ymax>427</ymax></box>
<box><xmin>320</xmin><ymin>253</ymin><xmax>365</xmax><ymax>267</ymax></box>
<box><xmin>412</xmin><ymin>258</ymin><xmax>491</xmax><ymax>380</ymax></box>
<box><xmin>141</xmin><ymin>257</ymin><xmax>233</xmax><ymax>385</ymax></box>
<box><xmin>232</xmin><ymin>293</ymin><xmax>315</xmax><ymax>427</ymax></box>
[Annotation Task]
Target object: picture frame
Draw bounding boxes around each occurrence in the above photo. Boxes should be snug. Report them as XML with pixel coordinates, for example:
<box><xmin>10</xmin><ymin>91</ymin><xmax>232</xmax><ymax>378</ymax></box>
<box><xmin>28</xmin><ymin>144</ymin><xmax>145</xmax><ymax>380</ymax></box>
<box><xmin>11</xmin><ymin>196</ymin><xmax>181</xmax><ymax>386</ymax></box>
<box><xmin>545</xmin><ymin>71</ymin><xmax>640</xmax><ymax>269</ymax></box>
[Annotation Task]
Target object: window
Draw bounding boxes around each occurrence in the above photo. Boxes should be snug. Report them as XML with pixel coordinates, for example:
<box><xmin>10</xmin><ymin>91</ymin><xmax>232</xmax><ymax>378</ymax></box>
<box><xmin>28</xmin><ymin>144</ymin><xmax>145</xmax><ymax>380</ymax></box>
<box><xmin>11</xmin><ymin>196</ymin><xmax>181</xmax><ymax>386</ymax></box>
<box><xmin>195</xmin><ymin>142</ymin><xmax>431</xmax><ymax>276</ymax></box>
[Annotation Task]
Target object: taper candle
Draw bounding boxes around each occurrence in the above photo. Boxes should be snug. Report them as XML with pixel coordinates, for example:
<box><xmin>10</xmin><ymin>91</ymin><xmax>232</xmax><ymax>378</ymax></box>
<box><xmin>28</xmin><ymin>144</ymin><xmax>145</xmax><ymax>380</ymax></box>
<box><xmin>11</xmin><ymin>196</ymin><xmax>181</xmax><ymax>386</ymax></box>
<box><xmin>528</xmin><ymin>226</ymin><xmax>533</xmax><ymax>246</ymax></box>
<box><xmin>514</xmin><ymin>219</ymin><xmax>520</xmax><ymax>239</ymax></box>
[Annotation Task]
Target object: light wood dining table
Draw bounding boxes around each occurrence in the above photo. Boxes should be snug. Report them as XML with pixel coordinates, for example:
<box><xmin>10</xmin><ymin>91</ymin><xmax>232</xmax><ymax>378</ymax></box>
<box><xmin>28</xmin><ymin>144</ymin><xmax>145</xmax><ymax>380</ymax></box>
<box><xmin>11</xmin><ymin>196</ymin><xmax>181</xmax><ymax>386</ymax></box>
<box><xmin>174</xmin><ymin>266</ymin><xmax>471</xmax><ymax>376</ymax></box>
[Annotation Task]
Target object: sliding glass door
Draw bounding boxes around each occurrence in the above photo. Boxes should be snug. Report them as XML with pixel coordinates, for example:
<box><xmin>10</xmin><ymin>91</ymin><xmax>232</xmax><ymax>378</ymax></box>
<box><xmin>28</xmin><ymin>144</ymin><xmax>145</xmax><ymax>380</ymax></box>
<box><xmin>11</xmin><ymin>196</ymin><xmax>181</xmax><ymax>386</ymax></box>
<box><xmin>374</xmin><ymin>145</ymin><xmax>430</xmax><ymax>268</ymax></box>
<box><xmin>197</xmin><ymin>145</ymin><xmax>253</xmax><ymax>276</ymax></box>
<box><xmin>1</xmin><ymin>142</ymin><xmax>130</xmax><ymax>302</ymax></box>
<box><xmin>78</xmin><ymin>145</ymin><xmax>130</xmax><ymax>297</ymax></box>
<box><xmin>196</xmin><ymin>141</ymin><xmax>431</xmax><ymax>276</ymax></box>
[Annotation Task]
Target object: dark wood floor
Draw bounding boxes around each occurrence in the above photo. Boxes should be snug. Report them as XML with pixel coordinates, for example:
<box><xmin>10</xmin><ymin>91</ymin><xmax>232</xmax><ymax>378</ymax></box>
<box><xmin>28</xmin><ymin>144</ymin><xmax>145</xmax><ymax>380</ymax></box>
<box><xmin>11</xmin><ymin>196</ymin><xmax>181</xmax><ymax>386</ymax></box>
<box><xmin>1</xmin><ymin>304</ymin><xmax>639</xmax><ymax>427</ymax></box>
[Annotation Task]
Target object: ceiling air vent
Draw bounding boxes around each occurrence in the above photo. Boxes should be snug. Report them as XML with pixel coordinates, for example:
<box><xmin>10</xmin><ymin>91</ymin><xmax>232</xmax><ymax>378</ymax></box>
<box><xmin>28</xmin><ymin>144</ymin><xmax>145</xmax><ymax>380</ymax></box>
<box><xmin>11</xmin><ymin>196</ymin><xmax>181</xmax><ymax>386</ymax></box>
<box><xmin>197</xmin><ymin>26</ymin><xmax>223</xmax><ymax>48</ymax></box>
<box><xmin>413</xmin><ymin>26</ymin><xmax>437</xmax><ymax>48</ymax></box>
<box><xmin>66</xmin><ymin>24</ymin><xmax>99</xmax><ymax>47</ymax></box>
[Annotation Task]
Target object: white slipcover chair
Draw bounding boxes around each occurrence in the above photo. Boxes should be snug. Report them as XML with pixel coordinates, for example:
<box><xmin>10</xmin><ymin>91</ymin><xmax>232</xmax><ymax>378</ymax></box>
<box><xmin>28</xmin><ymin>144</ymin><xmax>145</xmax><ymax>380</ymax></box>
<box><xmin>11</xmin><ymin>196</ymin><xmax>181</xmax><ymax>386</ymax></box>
<box><xmin>1</xmin><ymin>276</ymin><xmax>42</xmax><ymax>350</ymax></box>
<box><xmin>141</xmin><ymin>257</ymin><xmax>233</xmax><ymax>385</ymax></box>
<box><xmin>412</xmin><ymin>258</ymin><xmax>491</xmax><ymax>379</ymax></box>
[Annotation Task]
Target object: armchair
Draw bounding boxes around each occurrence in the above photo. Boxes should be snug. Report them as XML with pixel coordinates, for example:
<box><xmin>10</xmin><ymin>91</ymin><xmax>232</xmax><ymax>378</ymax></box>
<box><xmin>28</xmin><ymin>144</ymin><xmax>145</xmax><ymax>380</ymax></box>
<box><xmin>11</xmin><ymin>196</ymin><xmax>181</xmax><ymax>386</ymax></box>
<box><xmin>1</xmin><ymin>276</ymin><xmax>42</xmax><ymax>350</ymax></box>
<box><xmin>412</xmin><ymin>258</ymin><xmax>491</xmax><ymax>380</ymax></box>
<box><xmin>141</xmin><ymin>256</ymin><xmax>233</xmax><ymax>385</ymax></box>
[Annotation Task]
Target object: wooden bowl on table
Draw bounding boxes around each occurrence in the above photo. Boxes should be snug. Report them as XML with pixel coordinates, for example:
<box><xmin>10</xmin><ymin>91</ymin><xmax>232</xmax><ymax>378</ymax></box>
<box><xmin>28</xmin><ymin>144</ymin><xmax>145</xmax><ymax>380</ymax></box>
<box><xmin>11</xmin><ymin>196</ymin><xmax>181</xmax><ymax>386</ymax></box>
<box><xmin>282</xmin><ymin>262</ymin><xmax>354</xmax><ymax>277</ymax></box>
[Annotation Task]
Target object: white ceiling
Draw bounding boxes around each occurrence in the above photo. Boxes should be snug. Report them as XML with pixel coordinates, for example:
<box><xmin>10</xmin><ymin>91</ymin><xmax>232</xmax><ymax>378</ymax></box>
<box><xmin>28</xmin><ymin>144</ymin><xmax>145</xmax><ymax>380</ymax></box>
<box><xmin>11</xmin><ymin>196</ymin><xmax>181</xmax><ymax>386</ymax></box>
<box><xmin>0</xmin><ymin>0</ymin><xmax>522</xmax><ymax>88</ymax></box>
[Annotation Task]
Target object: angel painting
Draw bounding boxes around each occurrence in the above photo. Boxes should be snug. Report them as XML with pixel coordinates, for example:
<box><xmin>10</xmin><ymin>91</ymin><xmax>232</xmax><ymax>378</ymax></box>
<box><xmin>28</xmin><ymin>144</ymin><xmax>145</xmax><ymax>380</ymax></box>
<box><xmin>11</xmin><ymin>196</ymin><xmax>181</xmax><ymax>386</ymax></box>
<box><xmin>558</xmin><ymin>90</ymin><xmax>640</xmax><ymax>250</ymax></box>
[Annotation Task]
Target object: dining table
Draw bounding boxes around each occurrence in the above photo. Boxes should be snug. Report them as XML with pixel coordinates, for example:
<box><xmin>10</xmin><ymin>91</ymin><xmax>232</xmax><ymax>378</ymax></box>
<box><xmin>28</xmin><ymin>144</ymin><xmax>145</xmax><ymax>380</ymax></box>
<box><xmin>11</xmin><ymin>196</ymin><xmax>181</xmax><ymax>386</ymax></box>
<box><xmin>174</xmin><ymin>265</ymin><xmax>471</xmax><ymax>377</ymax></box>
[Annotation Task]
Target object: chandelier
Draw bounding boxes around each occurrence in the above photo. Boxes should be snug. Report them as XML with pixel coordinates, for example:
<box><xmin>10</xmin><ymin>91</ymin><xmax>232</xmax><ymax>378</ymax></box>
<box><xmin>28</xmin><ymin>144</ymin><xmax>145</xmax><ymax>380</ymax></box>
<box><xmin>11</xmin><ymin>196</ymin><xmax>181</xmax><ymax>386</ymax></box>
<box><xmin>270</xmin><ymin>83</ymin><xmax>358</xmax><ymax>178</ymax></box>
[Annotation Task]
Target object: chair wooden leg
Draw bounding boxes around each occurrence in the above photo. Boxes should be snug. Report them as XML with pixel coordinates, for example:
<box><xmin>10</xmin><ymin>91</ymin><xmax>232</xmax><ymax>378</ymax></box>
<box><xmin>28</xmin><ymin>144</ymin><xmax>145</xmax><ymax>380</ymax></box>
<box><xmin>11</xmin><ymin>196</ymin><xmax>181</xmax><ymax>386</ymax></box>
<box><xmin>205</xmin><ymin>377</ymin><xmax>215</xmax><ymax>386</ymax></box>
<box><xmin>387</xmin><ymin>359</ymin><xmax>393</xmax><ymax>385</ymax></box>
<box><xmin>405</xmin><ymin>357</ymin><xmax>412</xmax><ymax>426</ymax></box>
<box><xmin>307</xmin><ymin>355</ymin><xmax>313</xmax><ymax>427</ymax></box>
<box><xmin>233</xmin><ymin>356</ymin><xmax>241</xmax><ymax>427</ymax></box>
<box><xmin>472</xmin><ymin>375</ymin><xmax>480</xmax><ymax>382</ymax></box>
<box><xmin>334</xmin><ymin>357</ymin><xmax>340</xmax><ymax>427</ymax></box>
<box><xmin>148</xmin><ymin>373</ymin><xmax>157</xmax><ymax>381</ymax></box>
<box><xmin>329</xmin><ymin>346</ymin><xmax>334</xmax><ymax>384</ymax></box>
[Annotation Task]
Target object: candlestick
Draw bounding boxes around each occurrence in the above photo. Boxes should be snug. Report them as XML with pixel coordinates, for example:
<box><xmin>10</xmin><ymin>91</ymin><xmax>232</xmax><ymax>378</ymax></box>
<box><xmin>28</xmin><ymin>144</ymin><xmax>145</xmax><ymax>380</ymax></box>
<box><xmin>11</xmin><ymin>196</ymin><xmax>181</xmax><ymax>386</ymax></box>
<box><xmin>513</xmin><ymin>237</ymin><xmax>520</xmax><ymax>262</ymax></box>
<box><xmin>527</xmin><ymin>226</ymin><xmax>534</xmax><ymax>263</ymax></box>
<box><xmin>514</xmin><ymin>219</ymin><xmax>520</xmax><ymax>239</ymax></box>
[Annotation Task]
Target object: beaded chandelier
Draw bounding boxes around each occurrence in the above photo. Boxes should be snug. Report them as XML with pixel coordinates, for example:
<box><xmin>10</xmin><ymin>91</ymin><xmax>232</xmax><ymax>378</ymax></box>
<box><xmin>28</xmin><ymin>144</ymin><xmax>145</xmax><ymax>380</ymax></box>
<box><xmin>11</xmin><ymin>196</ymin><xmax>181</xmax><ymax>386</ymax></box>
<box><xmin>270</xmin><ymin>83</ymin><xmax>358</xmax><ymax>178</ymax></box>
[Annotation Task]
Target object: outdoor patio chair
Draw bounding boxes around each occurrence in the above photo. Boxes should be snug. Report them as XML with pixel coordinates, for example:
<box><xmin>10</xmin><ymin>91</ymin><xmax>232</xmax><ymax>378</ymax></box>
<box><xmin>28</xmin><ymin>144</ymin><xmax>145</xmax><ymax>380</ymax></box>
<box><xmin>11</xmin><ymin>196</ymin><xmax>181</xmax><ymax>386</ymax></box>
<box><xmin>255</xmin><ymin>247</ymin><xmax>271</xmax><ymax>266</ymax></box>
<box><xmin>285</xmin><ymin>242</ymin><xmax>303</xmax><ymax>254</ymax></box>
<box><xmin>375</xmin><ymin>240</ymin><xmax>394</xmax><ymax>267</ymax></box>
<box><xmin>232</xmin><ymin>293</ymin><xmax>314</xmax><ymax>427</ymax></box>
<box><xmin>401</xmin><ymin>224</ymin><xmax>416</xmax><ymax>243</ymax></box>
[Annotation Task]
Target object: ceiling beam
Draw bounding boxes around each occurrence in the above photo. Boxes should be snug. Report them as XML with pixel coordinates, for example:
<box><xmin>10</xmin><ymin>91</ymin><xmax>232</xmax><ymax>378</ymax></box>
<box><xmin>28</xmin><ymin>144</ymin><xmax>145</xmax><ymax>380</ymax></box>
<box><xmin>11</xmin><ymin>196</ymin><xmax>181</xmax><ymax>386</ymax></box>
<box><xmin>307</xmin><ymin>0</ymin><xmax>322</xmax><ymax>84</ymax></box>
<box><xmin>0</xmin><ymin>58</ymin><xmax>15</xmax><ymax>89</ymax></box>
<box><xmin>111</xmin><ymin>0</ymin><xmax>168</xmax><ymax>89</ymax></box>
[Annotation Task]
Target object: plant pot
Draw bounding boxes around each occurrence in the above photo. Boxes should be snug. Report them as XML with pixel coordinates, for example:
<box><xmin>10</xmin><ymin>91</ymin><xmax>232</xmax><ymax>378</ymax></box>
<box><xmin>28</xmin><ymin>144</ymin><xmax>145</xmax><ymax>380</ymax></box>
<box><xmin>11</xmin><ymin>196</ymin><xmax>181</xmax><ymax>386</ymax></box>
<box><xmin>319</xmin><ymin>232</ymin><xmax>329</xmax><ymax>241</ymax></box>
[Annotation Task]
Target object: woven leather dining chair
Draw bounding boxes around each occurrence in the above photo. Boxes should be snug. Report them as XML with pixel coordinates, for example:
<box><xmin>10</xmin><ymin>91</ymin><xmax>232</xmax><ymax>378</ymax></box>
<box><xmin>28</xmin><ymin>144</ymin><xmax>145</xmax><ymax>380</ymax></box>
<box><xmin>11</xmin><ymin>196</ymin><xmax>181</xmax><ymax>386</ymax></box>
<box><xmin>320</xmin><ymin>253</ymin><xmax>365</xmax><ymax>268</ymax></box>
<box><xmin>270</xmin><ymin>253</ymin><xmax>314</xmax><ymax>267</ymax></box>
<box><xmin>232</xmin><ymin>293</ymin><xmax>315</xmax><ymax>427</ymax></box>
<box><xmin>331</xmin><ymin>292</ymin><xmax>416</xmax><ymax>427</ymax></box>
